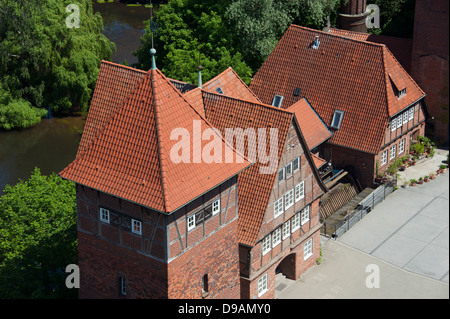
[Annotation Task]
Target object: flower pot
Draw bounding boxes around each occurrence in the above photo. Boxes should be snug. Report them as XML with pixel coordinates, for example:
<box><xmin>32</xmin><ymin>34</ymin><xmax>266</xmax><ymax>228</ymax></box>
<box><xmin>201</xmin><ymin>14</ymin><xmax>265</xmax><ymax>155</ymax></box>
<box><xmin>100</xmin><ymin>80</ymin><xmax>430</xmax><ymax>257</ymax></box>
<box><xmin>430</xmin><ymin>175</ymin><xmax>436</xmax><ymax>180</ymax></box>
<box><xmin>418</xmin><ymin>180</ymin><xmax>424</xmax><ymax>184</ymax></box>
<box><xmin>424</xmin><ymin>178</ymin><xmax>430</xmax><ymax>182</ymax></box>
<box><xmin>440</xmin><ymin>168</ymin><xmax>446</xmax><ymax>174</ymax></box>
<box><xmin>410</xmin><ymin>183</ymin><xmax>416</xmax><ymax>187</ymax></box>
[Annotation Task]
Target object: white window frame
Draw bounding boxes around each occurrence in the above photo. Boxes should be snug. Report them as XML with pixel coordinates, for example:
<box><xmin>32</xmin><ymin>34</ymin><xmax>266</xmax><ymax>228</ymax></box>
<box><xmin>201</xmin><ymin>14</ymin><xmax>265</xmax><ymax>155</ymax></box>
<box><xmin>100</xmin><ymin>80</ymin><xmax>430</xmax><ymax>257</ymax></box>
<box><xmin>262</xmin><ymin>235</ymin><xmax>271</xmax><ymax>256</ymax></box>
<box><xmin>99</xmin><ymin>208</ymin><xmax>110</xmax><ymax>223</ymax></box>
<box><xmin>274</xmin><ymin>197</ymin><xmax>284</xmax><ymax>218</ymax></box>
<box><xmin>212</xmin><ymin>199</ymin><xmax>220</xmax><ymax>215</ymax></box>
<box><xmin>282</xmin><ymin>220</ymin><xmax>290</xmax><ymax>240</ymax></box>
<box><xmin>291</xmin><ymin>212</ymin><xmax>301</xmax><ymax>232</ymax></box>
<box><xmin>409</xmin><ymin>107</ymin><xmax>414</xmax><ymax>121</ymax></box>
<box><xmin>399</xmin><ymin>138</ymin><xmax>405</xmax><ymax>154</ymax></box>
<box><xmin>258</xmin><ymin>273</ymin><xmax>268</xmax><ymax>297</ymax></box>
<box><xmin>330</xmin><ymin>110</ymin><xmax>344</xmax><ymax>130</ymax></box>
<box><xmin>391</xmin><ymin>117</ymin><xmax>396</xmax><ymax>132</ymax></box>
<box><xmin>397</xmin><ymin>115</ymin><xmax>402</xmax><ymax>129</ymax></box>
<box><xmin>390</xmin><ymin>144</ymin><xmax>397</xmax><ymax>160</ymax></box>
<box><xmin>284</xmin><ymin>189</ymin><xmax>294</xmax><ymax>210</ymax></box>
<box><xmin>272</xmin><ymin>227</ymin><xmax>281</xmax><ymax>248</ymax></box>
<box><xmin>301</xmin><ymin>206</ymin><xmax>310</xmax><ymax>225</ymax></box>
<box><xmin>295</xmin><ymin>181</ymin><xmax>305</xmax><ymax>202</ymax></box>
<box><xmin>187</xmin><ymin>215</ymin><xmax>196</xmax><ymax>231</ymax></box>
<box><xmin>272</xmin><ymin>95</ymin><xmax>284</xmax><ymax>108</ymax></box>
<box><xmin>285</xmin><ymin>162</ymin><xmax>293</xmax><ymax>177</ymax></box>
<box><xmin>403</xmin><ymin>111</ymin><xmax>408</xmax><ymax>125</ymax></box>
<box><xmin>303</xmin><ymin>238</ymin><xmax>313</xmax><ymax>260</ymax></box>
<box><xmin>131</xmin><ymin>219</ymin><xmax>142</xmax><ymax>235</ymax></box>
<box><xmin>381</xmin><ymin>150</ymin><xmax>388</xmax><ymax>166</ymax></box>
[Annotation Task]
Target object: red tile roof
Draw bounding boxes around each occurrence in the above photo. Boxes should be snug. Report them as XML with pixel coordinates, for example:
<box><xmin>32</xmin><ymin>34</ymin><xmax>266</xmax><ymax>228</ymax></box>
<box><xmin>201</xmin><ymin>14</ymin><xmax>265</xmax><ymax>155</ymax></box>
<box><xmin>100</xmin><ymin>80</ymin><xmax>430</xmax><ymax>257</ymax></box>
<box><xmin>60</xmin><ymin>66</ymin><xmax>251</xmax><ymax>213</ymax></box>
<box><xmin>329</xmin><ymin>28</ymin><xmax>413</xmax><ymax>72</ymax></box>
<box><xmin>250</xmin><ymin>24</ymin><xmax>426</xmax><ymax>155</ymax></box>
<box><xmin>287</xmin><ymin>98</ymin><xmax>332</xmax><ymax>150</ymax></box>
<box><xmin>202</xmin><ymin>92</ymin><xmax>326</xmax><ymax>246</ymax></box>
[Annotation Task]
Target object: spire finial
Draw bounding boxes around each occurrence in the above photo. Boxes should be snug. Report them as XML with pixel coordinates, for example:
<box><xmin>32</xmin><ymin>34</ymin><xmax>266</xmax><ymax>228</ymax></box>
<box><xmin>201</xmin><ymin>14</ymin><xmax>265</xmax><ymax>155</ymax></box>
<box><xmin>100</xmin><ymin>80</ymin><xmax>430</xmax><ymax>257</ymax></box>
<box><xmin>197</xmin><ymin>65</ymin><xmax>203</xmax><ymax>88</ymax></box>
<box><xmin>149</xmin><ymin>0</ymin><xmax>157</xmax><ymax>70</ymax></box>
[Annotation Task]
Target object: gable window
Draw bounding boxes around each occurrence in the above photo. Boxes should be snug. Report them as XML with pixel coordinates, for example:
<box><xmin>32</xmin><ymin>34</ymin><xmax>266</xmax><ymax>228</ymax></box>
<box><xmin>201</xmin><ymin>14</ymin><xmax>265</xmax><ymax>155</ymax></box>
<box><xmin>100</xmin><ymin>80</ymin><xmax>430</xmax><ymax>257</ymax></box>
<box><xmin>282</xmin><ymin>221</ymin><xmax>290</xmax><ymax>240</ymax></box>
<box><xmin>292</xmin><ymin>212</ymin><xmax>301</xmax><ymax>232</ymax></box>
<box><xmin>212</xmin><ymin>199</ymin><xmax>220</xmax><ymax>215</ymax></box>
<box><xmin>409</xmin><ymin>107</ymin><xmax>414</xmax><ymax>121</ymax></box>
<box><xmin>278</xmin><ymin>168</ymin><xmax>285</xmax><ymax>182</ymax></box>
<box><xmin>272</xmin><ymin>95</ymin><xmax>284</xmax><ymax>108</ymax></box>
<box><xmin>303</xmin><ymin>238</ymin><xmax>313</xmax><ymax>260</ymax></box>
<box><xmin>293</xmin><ymin>156</ymin><xmax>300</xmax><ymax>171</ymax></box>
<box><xmin>390</xmin><ymin>144</ymin><xmax>397</xmax><ymax>160</ymax></box>
<box><xmin>295</xmin><ymin>181</ymin><xmax>305</xmax><ymax>202</ymax></box>
<box><xmin>285</xmin><ymin>162</ymin><xmax>293</xmax><ymax>177</ymax></box>
<box><xmin>100</xmin><ymin>208</ymin><xmax>110</xmax><ymax>223</ymax></box>
<box><xmin>381</xmin><ymin>150</ymin><xmax>388</xmax><ymax>166</ymax></box>
<box><xmin>301</xmin><ymin>206</ymin><xmax>310</xmax><ymax>225</ymax></box>
<box><xmin>330</xmin><ymin>110</ymin><xmax>344</xmax><ymax>130</ymax></box>
<box><xmin>391</xmin><ymin>117</ymin><xmax>397</xmax><ymax>132</ymax></box>
<box><xmin>285</xmin><ymin>189</ymin><xmax>294</xmax><ymax>210</ymax></box>
<box><xmin>131</xmin><ymin>219</ymin><xmax>142</xmax><ymax>235</ymax></box>
<box><xmin>399</xmin><ymin>139</ymin><xmax>405</xmax><ymax>154</ymax></box>
<box><xmin>262</xmin><ymin>235</ymin><xmax>271</xmax><ymax>256</ymax></box>
<box><xmin>272</xmin><ymin>227</ymin><xmax>281</xmax><ymax>248</ymax></box>
<box><xmin>258</xmin><ymin>273</ymin><xmax>268</xmax><ymax>297</ymax></box>
<box><xmin>274</xmin><ymin>197</ymin><xmax>284</xmax><ymax>218</ymax></box>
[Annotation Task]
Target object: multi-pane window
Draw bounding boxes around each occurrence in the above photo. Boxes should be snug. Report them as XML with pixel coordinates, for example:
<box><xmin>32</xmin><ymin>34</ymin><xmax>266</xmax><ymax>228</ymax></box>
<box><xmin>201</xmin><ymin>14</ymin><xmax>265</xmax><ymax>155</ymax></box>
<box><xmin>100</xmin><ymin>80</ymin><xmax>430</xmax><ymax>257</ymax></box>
<box><xmin>282</xmin><ymin>221</ymin><xmax>290</xmax><ymax>240</ymax></box>
<box><xmin>100</xmin><ymin>208</ymin><xmax>110</xmax><ymax>223</ymax></box>
<box><xmin>403</xmin><ymin>111</ymin><xmax>408</xmax><ymax>125</ymax></box>
<box><xmin>212</xmin><ymin>199</ymin><xmax>220</xmax><ymax>215</ymax></box>
<box><xmin>258</xmin><ymin>273</ymin><xmax>268</xmax><ymax>297</ymax></box>
<box><xmin>285</xmin><ymin>189</ymin><xmax>294</xmax><ymax>210</ymax></box>
<box><xmin>278</xmin><ymin>168</ymin><xmax>285</xmax><ymax>182</ymax></box>
<box><xmin>285</xmin><ymin>162</ymin><xmax>293</xmax><ymax>177</ymax></box>
<box><xmin>274</xmin><ymin>197</ymin><xmax>284</xmax><ymax>218</ymax></box>
<box><xmin>292</xmin><ymin>212</ymin><xmax>301</xmax><ymax>232</ymax></box>
<box><xmin>303</xmin><ymin>238</ymin><xmax>313</xmax><ymax>260</ymax></box>
<box><xmin>262</xmin><ymin>235</ymin><xmax>271</xmax><ymax>256</ymax></box>
<box><xmin>187</xmin><ymin>215</ymin><xmax>195</xmax><ymax>231</ymax></box>
<box><xmin>409</xmin><ymin>107</ymin><xmax>414</xmax><ymax>120</ymax></box>
<box><xmin>391</xmin><ymin>117</ymin><xmax>397</xmax><ymax>132</ymax></box>
<box><xmin>390</xmin><ymin>144</ymin><xmax>397</xmax><ymax>160</ymax></box>
<box><xmin>272</xmin><ymin>227</ymin><xmax>281</xmax><ymax>248</ymax></box>
<box><xmin>399</xmin><ymin>139</ymin><xmax>405</xmax><ymax>154</ymax></box>
<box><xmin>131</xmin><ymin>219</ymin><xmax>142</xmax><ymax>235</ymax></box>
<box><xmin>293</xmin><ymin>156</ymin><xmax>300</xmax><ymax>171</ymax></box>
<box><xmin>396</xmin><ymin>115</ymin><xmax>402</xmax><ymax>129</ymax></box>
<box><xmin>381</xmin><ymin>150</ymin><xmax>388</xmax><ymax>166</ymax></box>
<box><xmin>295</xmin><ymin>181</ymin><xmax>305</xmax><ymax>202</ymax></box>
<box><xmin>301</xmin><ymin>206</ymin><xmax>310</xmax><ymax>225</ymax></box>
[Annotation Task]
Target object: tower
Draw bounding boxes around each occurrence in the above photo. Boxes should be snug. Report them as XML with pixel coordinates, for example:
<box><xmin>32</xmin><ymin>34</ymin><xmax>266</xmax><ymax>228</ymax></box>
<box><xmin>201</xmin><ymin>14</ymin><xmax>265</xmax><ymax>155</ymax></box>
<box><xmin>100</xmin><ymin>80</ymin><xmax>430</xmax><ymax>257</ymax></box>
<box><xmin>338</xmin><ymin>0</ymin><xmax>370</xmax><ymax>33</ymax></box>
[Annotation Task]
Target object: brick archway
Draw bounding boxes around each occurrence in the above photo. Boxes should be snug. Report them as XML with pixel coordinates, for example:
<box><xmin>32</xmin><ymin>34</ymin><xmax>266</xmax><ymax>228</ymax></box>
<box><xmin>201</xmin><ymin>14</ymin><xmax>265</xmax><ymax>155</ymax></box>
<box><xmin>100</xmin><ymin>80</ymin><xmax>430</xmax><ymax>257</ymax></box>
<box><xmin>275</xmin><ymin>253</ymin><xmax>296</xmax><ymax>280</ymax></box>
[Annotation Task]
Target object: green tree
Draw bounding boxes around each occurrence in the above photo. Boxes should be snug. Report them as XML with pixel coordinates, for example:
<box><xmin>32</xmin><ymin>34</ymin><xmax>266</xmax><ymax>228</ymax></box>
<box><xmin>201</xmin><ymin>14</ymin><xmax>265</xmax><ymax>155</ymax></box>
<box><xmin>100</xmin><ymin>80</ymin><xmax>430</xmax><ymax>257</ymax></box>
<box><xmin>0</xmin><ymin>0</ymin><xmax>115</xmax><ymax>114</ymax></box>
<box><xmin>0</xmin><ymin>168</ymin><xmax>77</xmax><ymax>298</ymax></box>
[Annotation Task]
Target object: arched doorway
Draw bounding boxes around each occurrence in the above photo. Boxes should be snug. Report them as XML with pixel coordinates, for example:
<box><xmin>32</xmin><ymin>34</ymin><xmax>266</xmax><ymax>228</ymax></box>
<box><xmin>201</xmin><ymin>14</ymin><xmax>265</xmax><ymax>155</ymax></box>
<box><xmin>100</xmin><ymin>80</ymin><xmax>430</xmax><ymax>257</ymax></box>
<box><xmin>275</xmin><ymin>253</ymin><xmax>296</xmax><ymax>280</ymax></box>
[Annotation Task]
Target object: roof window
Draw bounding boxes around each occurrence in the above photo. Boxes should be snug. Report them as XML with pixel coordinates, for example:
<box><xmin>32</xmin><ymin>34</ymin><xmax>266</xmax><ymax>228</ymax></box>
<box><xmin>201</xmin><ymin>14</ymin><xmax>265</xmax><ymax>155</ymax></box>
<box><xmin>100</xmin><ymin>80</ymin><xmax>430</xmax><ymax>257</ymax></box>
<box><xmin>216</xmin><ymin>87</ymin><xmax>224</xmax><ymax>94</ymax></box>
<box><xmin>330</xmin><ymin>110</ymin><xmax>344</xmax><ymax>130</ymax></box>
<box><xmin>272</xmin><ymin>95</ymin><xmax>284</xmax><ymax>108</ymax></box>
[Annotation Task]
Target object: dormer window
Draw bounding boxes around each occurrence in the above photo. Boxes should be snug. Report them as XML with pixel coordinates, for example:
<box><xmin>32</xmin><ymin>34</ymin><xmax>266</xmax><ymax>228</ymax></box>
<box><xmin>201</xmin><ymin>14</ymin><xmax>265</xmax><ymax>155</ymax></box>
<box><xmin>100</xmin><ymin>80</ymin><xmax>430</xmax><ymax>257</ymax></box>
<box><xmin>330</xmin><ymin>110</ymin><xmax>344</xmax><ymax>130</ymax></box>
<box><xmin>397</xmin><ymin>88</ymin><xmax>406</xmax><ymax>99</ymax></box>
<box><xmin>272</xmin><ymin>95</ymin><xmax>284</xmax><ymax>108</ymax></box>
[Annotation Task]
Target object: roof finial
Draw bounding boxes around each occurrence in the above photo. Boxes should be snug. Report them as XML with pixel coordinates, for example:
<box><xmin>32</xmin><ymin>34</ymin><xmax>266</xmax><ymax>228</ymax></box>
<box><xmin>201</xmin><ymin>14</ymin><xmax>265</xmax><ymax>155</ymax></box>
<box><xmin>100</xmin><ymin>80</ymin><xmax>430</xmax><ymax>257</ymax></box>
<box><xmin>150</xmin><ymin>48</ymin><xmax>157</xmax><ymax>70</ymax></box>
<box><xmin>197</xmin><ymin>48</ymin><xmax>203</xmax><ymax>88</ymax></box>
<box><xmin>149</xmin><ymin>0</ymin><xmax>157</xmax><ymax>70</ymax></box>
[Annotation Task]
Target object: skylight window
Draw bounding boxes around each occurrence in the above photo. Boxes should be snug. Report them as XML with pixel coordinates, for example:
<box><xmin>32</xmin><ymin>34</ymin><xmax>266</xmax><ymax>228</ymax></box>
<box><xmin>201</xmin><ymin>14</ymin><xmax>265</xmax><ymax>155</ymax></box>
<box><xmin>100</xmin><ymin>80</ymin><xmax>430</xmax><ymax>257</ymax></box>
<box><xmin>272</xmin><ymin>95</ymin><xmax>284</xmax><ymax>108</ymax></box>
<box><xmin>330</xmin><ymin>110</ymin><xmax>344</xmax><ymax>130</ymax></box>
<box><xmin>216</xmin><ymin>87</ymin><xmax>224</xmax><ymax>94</ymax></box>
<box><xmin>293</xmin><ymin>88</ymin><xmax>301</xmax><ymax>96</ymax></box>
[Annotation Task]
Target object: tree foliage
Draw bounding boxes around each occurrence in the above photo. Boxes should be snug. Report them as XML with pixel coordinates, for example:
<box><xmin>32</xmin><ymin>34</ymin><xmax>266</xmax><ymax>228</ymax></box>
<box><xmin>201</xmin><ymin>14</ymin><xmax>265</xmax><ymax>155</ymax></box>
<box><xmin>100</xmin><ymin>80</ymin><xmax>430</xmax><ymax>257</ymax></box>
<box><xmin>0</xmin><ymin>0</ymin><xmax>115</xmax><ymax>115</ymax></box>
<box><xmin>0</xmin><ymin>168</ymin><xmax>77</xmax><ymax>298</ymax></box>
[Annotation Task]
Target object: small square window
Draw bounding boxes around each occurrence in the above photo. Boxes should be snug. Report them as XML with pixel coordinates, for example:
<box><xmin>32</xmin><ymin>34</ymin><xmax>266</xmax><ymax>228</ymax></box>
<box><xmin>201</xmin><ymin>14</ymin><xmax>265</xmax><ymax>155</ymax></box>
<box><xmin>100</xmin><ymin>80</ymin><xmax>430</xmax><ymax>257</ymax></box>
<box><xmin>131</xmin><ymin>219</ymin><xmax>142</xmax><ymax>235</ymax></box>
<box><xmin>187</xmin><ymin>215</ymin><xmax>196</xmax><ymax>231</ymax></box>
<box><xmin>272</xmin><ymin>95</ymin><xmax>284</xmax><ymax>108</ymax></box>
<box><xmin>330</xmin><ymin>110</ymin><xmax>344</xmax><ymax>130</ymax></box>
<box><xmin>212</xmin><ymin>199</ymin><xmax>220</xmax><ymax>215</ymax></box>
<box><xmin>100</xmin><ymin>208</ymin><xmax>110</xmax><ymax>223</ymax></box>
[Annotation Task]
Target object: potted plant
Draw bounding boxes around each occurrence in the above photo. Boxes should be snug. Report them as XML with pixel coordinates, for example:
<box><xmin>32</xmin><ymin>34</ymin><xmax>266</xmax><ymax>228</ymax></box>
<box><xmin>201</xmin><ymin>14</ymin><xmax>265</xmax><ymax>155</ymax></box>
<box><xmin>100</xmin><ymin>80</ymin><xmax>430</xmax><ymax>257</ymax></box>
<box><xmin>410</xmin><ymin>179</ymin><xmax>417</xmax><ymax>186</ymax></box>
<box><xmin>430</xmin><ymin>172</ymin><xmax>436</xmax><ymax>180</ymax></box>
<box><xmin>418</xmin><ymin>177</ymin><xmax>424</xmax><ymax>184</ymax></box>
<box><xmin>424</xmin><ymin>175</ymin><xmax>430</xmax><ymax>182</ymax></box>
<box><xmin>440</xmin><ymin>164</ymin><xmax>447</xmax><ymax>173</ymax></box>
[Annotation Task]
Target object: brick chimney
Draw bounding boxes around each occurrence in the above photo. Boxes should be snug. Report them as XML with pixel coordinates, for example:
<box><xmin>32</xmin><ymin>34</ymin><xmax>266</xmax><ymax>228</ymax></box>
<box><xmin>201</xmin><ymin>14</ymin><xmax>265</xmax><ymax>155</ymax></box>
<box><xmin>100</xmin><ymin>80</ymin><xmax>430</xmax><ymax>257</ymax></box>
<box><xmin>338</xmin><ymin>0</ymin><xmax>369</xmax><ymax>33</ymax></box>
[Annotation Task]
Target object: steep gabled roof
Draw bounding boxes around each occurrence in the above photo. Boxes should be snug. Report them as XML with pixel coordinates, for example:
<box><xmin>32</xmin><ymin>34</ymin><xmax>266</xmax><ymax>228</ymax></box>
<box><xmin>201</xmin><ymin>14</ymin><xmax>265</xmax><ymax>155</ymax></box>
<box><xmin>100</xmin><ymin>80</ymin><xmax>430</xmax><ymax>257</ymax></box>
<box><xmin>287</xmin><ymin>98</ymin><xmax>333</xmax><ymax>150</ymax></box>
<box><xmin>201</xmin><ymin>92</ymin><xmax>326</xmax><ymax>246</ymax></box>
<box><xmin>250</xmin><ymin>25</ymin><xmax>426</xmax><ymax>154</ymax></box>
<box><xmin>60</xmin><ymin>67</ymin><xmax>251</xmax><ymax>213</ymax></box>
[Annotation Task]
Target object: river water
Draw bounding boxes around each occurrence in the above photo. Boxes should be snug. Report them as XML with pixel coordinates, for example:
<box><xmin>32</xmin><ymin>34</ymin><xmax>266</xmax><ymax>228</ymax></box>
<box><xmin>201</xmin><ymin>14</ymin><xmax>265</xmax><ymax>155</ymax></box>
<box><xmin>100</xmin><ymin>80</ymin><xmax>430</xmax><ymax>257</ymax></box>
<box><xmin>0</xmin><ymin>2</ymin><xmax>149</xmax><ymax>193</ymax></box>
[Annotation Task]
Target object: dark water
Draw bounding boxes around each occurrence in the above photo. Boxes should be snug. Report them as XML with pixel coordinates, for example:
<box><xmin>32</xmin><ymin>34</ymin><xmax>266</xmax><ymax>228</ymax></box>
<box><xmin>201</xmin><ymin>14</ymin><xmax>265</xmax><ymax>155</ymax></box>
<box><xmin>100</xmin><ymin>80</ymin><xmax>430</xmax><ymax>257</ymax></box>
<box><xmin>93</xmin><ymin>2</ymin><xmax>150</xmax><ymax>65</ymax></box>
<box><xmin>0</xmin><ymin>116</ymin><xmax>86</xmax><ymax>193</ymax></box>
<box><xmin>0</xmin><ymin>3</ymin><xmax>149</xmax><ymax>192</ymax></box>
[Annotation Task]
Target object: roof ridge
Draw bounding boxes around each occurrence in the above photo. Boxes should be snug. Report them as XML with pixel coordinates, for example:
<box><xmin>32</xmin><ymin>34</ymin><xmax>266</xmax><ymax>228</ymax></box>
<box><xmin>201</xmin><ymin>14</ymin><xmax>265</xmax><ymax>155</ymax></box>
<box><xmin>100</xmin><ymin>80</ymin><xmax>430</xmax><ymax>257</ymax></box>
<box><xmin>100</xmin><ymin>60</ymin><xmax>147</xmax><ymax>74</ymax></box>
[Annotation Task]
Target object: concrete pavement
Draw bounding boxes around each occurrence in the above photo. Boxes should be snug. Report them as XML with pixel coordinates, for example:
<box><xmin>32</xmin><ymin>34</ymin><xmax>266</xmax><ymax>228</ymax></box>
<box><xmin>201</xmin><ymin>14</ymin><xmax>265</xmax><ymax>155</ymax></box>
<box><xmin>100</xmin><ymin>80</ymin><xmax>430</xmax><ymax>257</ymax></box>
<box><xmin>276</xmin><ymin>148</ymin><xmax>449</xmax><ymax>299</ymax></box>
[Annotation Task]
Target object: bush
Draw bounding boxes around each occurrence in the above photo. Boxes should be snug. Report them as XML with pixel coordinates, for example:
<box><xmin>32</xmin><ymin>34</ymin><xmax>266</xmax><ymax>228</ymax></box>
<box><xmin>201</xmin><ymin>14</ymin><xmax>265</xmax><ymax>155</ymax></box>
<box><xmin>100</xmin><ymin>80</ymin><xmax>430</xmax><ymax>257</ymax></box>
<box><xmin>0</xmin><ymin>99</ymin><xmax>47</xmax><ymax>130</ymax></box>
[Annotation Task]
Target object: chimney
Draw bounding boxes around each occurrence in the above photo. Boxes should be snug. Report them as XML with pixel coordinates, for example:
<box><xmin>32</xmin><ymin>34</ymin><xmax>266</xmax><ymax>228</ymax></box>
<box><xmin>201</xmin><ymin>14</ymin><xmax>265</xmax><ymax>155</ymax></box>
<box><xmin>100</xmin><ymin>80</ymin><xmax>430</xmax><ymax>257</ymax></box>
<box><xmin>338</xmin><ymin>0</ymin><xmax>370</xmax><ymax>33</ymax></box>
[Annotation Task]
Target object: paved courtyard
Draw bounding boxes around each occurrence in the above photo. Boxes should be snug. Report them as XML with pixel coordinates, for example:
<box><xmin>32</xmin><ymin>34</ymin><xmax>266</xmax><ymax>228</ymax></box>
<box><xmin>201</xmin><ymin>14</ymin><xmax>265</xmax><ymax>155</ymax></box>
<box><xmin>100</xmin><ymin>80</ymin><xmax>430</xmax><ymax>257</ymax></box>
<box><xmin>276</xmin><ymin>149</ymin><xmax>449</xmax><ymax>299</ymax></box>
